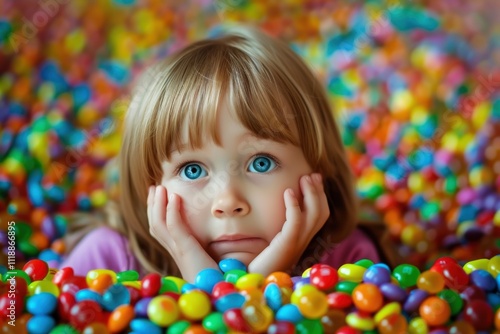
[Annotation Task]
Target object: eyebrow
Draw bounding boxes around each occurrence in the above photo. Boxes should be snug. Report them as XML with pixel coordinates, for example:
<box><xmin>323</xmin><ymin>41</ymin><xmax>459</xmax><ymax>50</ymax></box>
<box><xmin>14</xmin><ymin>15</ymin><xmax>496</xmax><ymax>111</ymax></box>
<box><xmin>168</xmin><ymin>132</ymin><xmax>264</xmax><ymax>155</ymax></box>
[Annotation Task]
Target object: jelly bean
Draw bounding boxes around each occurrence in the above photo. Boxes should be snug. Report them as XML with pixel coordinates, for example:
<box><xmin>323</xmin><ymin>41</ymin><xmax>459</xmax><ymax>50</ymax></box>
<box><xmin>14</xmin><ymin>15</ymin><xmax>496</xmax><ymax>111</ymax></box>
<box><xmin>338</xmin><ymin>264</ymin><xmax>366</xmax><ymax>282</ymax></box>
<box><xmin>29</xmin><ymin>280</ymin><xmax>60</xmax><ymax>297</ymax></box>
<box><xmin>82</xmin><ymin>322</ymin><xmax>109</xmax><ymax>333</ymax></box>
<box><xmin>53</xmin><ymin>267</ymin><xmax>74</xmax><ymax>287</ymax></box>
<box><xmin>214</xmin><ymin>292</ymin><xmax>245</xmax><ymax>313</ymax></box>
<box><xmin>352</xmin><ymin>283</ymin><xmax>383</xmax><ymax>313</ymax></box>
<box><xmin>377</xmin><ymin>313</ymin><xmax>407</xmax><ymax>334</ymax></box>
<box><xmin>26</xmin><ymin>292</ymin><xmax>57</xmax><ymax>315</ymax></box>
<box><xmin>108</xmin><ymin>304</ymin><xmax>134</xmax><ymax>332</ymax></box>
<box><xmin>294</xmin><ymin>286</ymin><xmax>328</xmax><ymax>319</ymax></box>
<box><xmin>212</xmin><ymin>281</ymin><xmax>237</xmax><ymax>299</ymax></box>
<box><xmin>23</xmin><ymin>259</ymin><xmax>49</xmax><ymax>281</ymax></box>
<box><xmin>469</xmin><ymin>269</ymin><xmax>496</xmax><ymax>292</ymax></box>
<box><xmin>88</xmin><ymin>273</ymin><xmax>113</xmax><ymax>293</ymax></box>
<box><xmin>448</xmin><ymin>320</ymin><xmax>476</xmax><ymax>334</ymax></box>
<box><xmin>363</xmin><ymin>265</ymin><xmax>392</xmax><ymax>286</ymax></box>
<box><xmin>460</xmin><ymin>285</ymin><xmax>486</xmax><ymax>303</ymax></box>
<box><xmin>141</xmin><ymin>273</ymin><xmax>162</xmax><ymax>297</ymax></box>
<box><xmin>133</xmin><ymin>297</ymin><xmax>151</xmax><ymax>318</ymax></box>
<box><xmin>327</xmin><ymin>291</ymin><xmax>352</xmax><ymax>309</ymax></box>
<box><xmin>264</xmin><ymin>272</ymin><xmax>294</xmax><ymax>289</ymax></box>
<box><xmin>102</xmin><ymin>284</ymin><xmax>130</xmax><ymax>311</ymax></box>
<box><xmin>57</xmin><ymin>292</ymin><xmax>76</xmax><ymax>322</ymax></box>
<box><xmin>3</xmin><ymin>269</ymin><xmax>31</xmax><ymax>285</ymax></box>
<box><xmin>408</xmin><ymin>317</ymin><xmax>428</xmax><ymax>334</ymax></box>
<box><xmin>419</xmin><ymin>296</ymin><xmax>451</xmax><ymax>326</ymax></box>
<box><xmin>183</xmin><ymin>324</ymin><xmax>211</xmax><ymax>334</ymax></box>
<box><xmin>335</xmin><ymin>281</ymin><xmax>358</xmax><ymax>295</ymax></box>
<box><xmin>488</xmin><ymin>255</ymin><xmax>500</xmax><ymax>277</ymax></box>
<box><xmin>223</xmin><ymin>269</ymin><xmax>247</xmax><ymax>284</ymax></box>
<box><xmin>463</xmin><ymin>299</ymin><xmax>494</xmax><ymax>331</ymax></box>
<box><xmin>178</xmin><ymin>290</ymin><xmax>211</xmax><ymax>321</ymax></box>
<box><xmin>235</xmin><ymin>273</ymin><xmax>264</xmax><ymax>290</ymax></box>
<box><xmin>130</xmin><ymin>319</ymin><xmax>162</xmax><ymax>334</ymax></box>
<box><xmin>50</xmin><ymin>324</ymin><xmax>79</xmax><ymax>334</ymax></box>
<box><xmin>117</xmin><ymin>270</ymin><xmax>139</xmax><ymax>282</ymax></box>
<box><xmin>276</xmin><ymin>304</ymin><xmax>304</xmax><ymax>324</ymax></box>
<box><xmin>320</xmin><ymin>309</ymin><xmax>347</xmax><ymax>332</ymax></box>
<box><xmin>309</xmin><ymin>264</ymin><xmax>338</xmax><ymax>290</ymax></box>
<box><xmin>463</xmin><ymin>258</ymin><xmax>489</xmax><ymax>274</ymax></box>
<box><xmin>393</xmin><ymin>264</ymin><xmax>420</xmax><ymax>288</ymax></box>
<box><xmin>161</xmin><ymin>276</ymin><xmax>186</xmax><ymax>293</ymax></box>
<box><xmin>86</xmin><ymin>269</ymin><xmax>117</xmax><ymax>288</ymax></box>
<box><xmin>223</xmin><ymin>308</ymin><xmax>251</xmax><ymax>332</ymax></box>
<box><xmin>355</xmin><ymin>259</ymin><xmax>374</xmax><ymax>268</ymax></box>
<box><xmin>264</xmin><ymin>282</ymin><xmax>283</xmax><ymax>312</ymax></box>
<box><xmin>374</xmin><ymin>302</ymin><xmax>401</xmax><ymax>324</ymax></box>
<box><xmin>196</xmin><ymin>269</ymin><xmax>223</xmax><ymax>293</ymax></box>
<box><xmin>202</xmin><ymin>312</ymin><xmax>227</xmax><ymax>332</ymax></box>
<box><xmin>75</xmin><ymin>289</ymin><xmax>103</xmax><ymax>304</ymax></box>
<box><xmin>147</xmin><ymin>295</ymin><xmax>179</xmax><ymax>327</ymax></box>
<box><xmin>167</xmin><ymin>320</ymin><xmax>191</xmax><ymax>334</ymax></box>
<box><xmin>242</xmin><ymin>299</ymin><xmax>273</xmax><ymax>332</ymax></box>
<box><xmin>219</xmin><ymin>258</ymin><xmax>247</xmax><ymax>273</ymax></box>
<box><xmin>268</xmin><ymin>321</ymin><xmax>296</xmax><ymax>334</ymax></box>
<box><xmin>336</xmin><ymin>325</ymin><xmax>362</xmax><ymax>334</ymax></box>
<box><xmin>69</xmin><ymin>300</ymin><xmax>103</xmax><ymax>330</ymax></box>
<box><xmin>346</xmin><ymin>312</ymin><xmax>375</xmax><ymax>331</ymax></box>
<box><xmin>417</xmin><ymin>270</ymin><xmax>445</xmax><ymax>294</ymax></box>
<box><xmin>26</xmin><ymin>315</ymin><xmax>55</xmax><ymax>334</ymax></box>
<box><xmin>379</xmin><ymin>283</ymin><xmax>407</xmax><ymax>302</ymax></box>
<box><xmin>436</xmin><ymin>289</ymin><xmax>463</xmax><ymax>316</ymax></box>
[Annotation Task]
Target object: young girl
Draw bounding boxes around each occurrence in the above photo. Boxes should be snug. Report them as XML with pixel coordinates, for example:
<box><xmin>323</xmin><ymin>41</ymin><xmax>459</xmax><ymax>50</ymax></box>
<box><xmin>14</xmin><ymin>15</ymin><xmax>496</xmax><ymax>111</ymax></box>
<box><xmin>60</xmin><ymin>27</ymin><xmax>381</xmax><ymax>282</ymax></box>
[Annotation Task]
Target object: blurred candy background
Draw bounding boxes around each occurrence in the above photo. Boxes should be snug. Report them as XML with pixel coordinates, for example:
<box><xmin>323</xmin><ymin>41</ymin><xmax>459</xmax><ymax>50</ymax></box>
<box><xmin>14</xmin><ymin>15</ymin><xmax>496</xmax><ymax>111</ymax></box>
<box><xmin>1</xmin><ymin>0</ymin><xmax>499</xmax><ymax>272</ymax></box>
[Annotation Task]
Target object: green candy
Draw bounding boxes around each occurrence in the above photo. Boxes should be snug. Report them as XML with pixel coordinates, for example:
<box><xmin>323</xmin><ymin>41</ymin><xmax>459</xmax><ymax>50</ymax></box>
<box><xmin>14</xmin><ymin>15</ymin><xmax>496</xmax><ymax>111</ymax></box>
<box><xmin>167</xmin><ymin>320</ymin><xmax>190</xmax><ymax>334</ymax></box>
<box><xmin>19</xmin><ymin>241</ymin><xmax>39</xmax><ymax>257</ymax></box>
<box><xmin>392</xmin><ymin>264</ymin><xmax>420</xmax><ymax>289</ymax></box>
<box><xmin>49</xmin><ymin>324</ymin><xmax>79</xmax><ymax>334</ymax></box>
<box><xmin>335</xmin><ymin>281</ymin><xmax>358</xmax><ymax>295</ymax></box>
<box><xmin>203</xmin><ymin>312</ymin><xmax>228</xmax><ymax>332</ymax></box>
<box><xmin>437</xmin><ymin>289</ymin><xmax>463</xmax><ymax>316</ymax></box>
<box><xmin>223</xmin><ymin>269</ymin><xmax>246</xmax><ymax>284</ymax></box>
<box><xmin>296</xmin><ymin>318</ymin><xmax>323</xmax><ymax>334</ymax></box>
<box><xmin>355</xmin><ymin>259</ymin><xmax>374</xmax><ymax>269</ymax></box>
<box><xmin>14</xmin><ymin>221</ymin><xmax>32</xmax><ymax>241</ymax></box>
<box><xmin>160</xmin><ymin>278</ymin><xmax>180</xmax><ymax>293</ymax></box>
<box><xmin>117</xmin><ymin>270</ymin><xmax>139</xmax><ymax>282</ymax></box>
<box><xmin>2</xmin><ymin>269</ymin><xmax>31</xmax><ymax>285</ymax></box>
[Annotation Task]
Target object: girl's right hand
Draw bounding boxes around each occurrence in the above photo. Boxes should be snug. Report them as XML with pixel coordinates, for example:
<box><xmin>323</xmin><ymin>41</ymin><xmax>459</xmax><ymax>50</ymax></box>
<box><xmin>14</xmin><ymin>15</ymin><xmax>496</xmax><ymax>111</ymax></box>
<box><xmin>147</xmin><ymin>185</ymin><xmax>219</xmax><ymax>283</ymax></box>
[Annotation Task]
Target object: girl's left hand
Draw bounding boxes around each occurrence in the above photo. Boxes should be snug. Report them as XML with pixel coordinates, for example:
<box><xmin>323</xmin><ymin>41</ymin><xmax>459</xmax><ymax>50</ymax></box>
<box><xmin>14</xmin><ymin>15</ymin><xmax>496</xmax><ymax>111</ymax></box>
<box><xmin>248</xmin><ymin>173</ymin><xmax>330</xmax><ymax>276</ymax></box>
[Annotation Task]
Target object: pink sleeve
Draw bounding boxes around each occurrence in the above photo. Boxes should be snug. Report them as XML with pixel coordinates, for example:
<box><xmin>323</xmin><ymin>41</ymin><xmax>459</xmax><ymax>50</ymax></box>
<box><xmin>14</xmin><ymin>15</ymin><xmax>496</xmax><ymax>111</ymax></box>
<box><xmin>59</xmin><ymin>226</ymin><xmax>142</xmax><ymax>277</ymax></box>
<box><xmin>320</xmin><ymin>228</ymin><xmax>381</xmax><ymax>269</ymax></box>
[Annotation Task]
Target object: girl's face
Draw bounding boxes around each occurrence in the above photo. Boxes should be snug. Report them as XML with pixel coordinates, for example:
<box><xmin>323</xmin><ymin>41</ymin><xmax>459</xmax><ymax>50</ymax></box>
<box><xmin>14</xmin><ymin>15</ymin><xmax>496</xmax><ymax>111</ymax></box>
<box><xmin>160</xmin><ymin>103</ymin><xmax>313</xmax><ymax>266</ymax></box>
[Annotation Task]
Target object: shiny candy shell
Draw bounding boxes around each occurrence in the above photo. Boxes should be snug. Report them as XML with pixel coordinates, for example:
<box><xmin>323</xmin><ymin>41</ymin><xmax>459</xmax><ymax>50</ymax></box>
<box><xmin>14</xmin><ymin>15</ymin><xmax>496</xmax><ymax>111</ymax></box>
<box><xmin>27</xmin><ymin>315</ymin><xmax>56</xmax><ymax>334</ymax></box>
<box><xmin>26</xmin><ymin>292</ymin><xmax>58</xmax><ymax>315</ymax></box>
<box><xmin>178</xmin><ymin>290</ymin><xmax>211</xmax><ymax>321</ymax></box>
<box><xmin>214</xmin><ymin>292</ymin><xmax>245</xmax><ymax>312</ymax></box>
<box><xmin>195</xmin><ymin>268</ymin><xmax>223</xmax><ymax>293</ymax></box>
<box><xmin>108</xmin><ymin>304</ymin><xmax>135</xmax><ymax>332</ymax></box>
<box><xmin>147</xmin><ymin>295</ymin><xmax>179</xmax><ymax>327</ymax></box>
<box><xmin>309</xmin><ymin>264</ymin><xmax>338</xmax><ymax>290</ymax></box>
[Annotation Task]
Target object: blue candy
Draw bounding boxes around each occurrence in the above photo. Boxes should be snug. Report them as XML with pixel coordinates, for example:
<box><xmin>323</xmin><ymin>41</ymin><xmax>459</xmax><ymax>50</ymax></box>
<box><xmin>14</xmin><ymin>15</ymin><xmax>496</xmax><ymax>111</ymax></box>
<box><xmin>102</xmin><ymin>284</ymin><xmax>130</xmax><ymax>311</ymax></box>
<box><xmin>470</xmin><ymin>269</ymin><xmax>496</xmax><ymax>292</ymax></box>
<box><xmin>195</xmin><ymin>268</ymin><xmax>223</xmax><ymax>294</ymax></box>
<box><xmin>27</xmin><ymin>292</ymin><xmax>57</xmax><ymax>315</ymax></box>
<box><xmin>130</xmin><ymin>319</ymin><xmax>162</xmax><ymax>334</ymax></box>
<box><xmin>75</xmin><ymin>289</ymin><xmax>103</xmax><ymax>304</ymax></box>
<box><xmin>27</xmin><ymin>315</ymin><xmax>55</xmax><ymax>334</ymax></box>
<box><xmin>214</xmin><ymin>292</ymin><xmax>245</xmax><ymax>312</ymax></box>
<box><xmin>218</xmin><ymin>258</ymin><xmax>247</xmax><ymax>273</ymax></box>
<box><xmin>363</xmin><ymin>266</ymin><xmax>392</xmax><ymax>286</ymax></box>
<box><xmin>276</xmin><ymin>304</ymin><xmax>304</xmax><ymax>324</ymax></box>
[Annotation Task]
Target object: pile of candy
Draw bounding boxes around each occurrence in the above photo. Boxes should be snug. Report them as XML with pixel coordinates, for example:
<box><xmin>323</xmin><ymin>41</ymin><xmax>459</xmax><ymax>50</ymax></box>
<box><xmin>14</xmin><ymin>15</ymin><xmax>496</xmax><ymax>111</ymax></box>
<box><xmin>2</xmin><ymin>256</ymin><xmax>500</xmax><ymax>333</ymax></box>
<box><xmin>1</xmin><ymin>0</ymin><xmax>500</xmax><ymax>273</ymax></box>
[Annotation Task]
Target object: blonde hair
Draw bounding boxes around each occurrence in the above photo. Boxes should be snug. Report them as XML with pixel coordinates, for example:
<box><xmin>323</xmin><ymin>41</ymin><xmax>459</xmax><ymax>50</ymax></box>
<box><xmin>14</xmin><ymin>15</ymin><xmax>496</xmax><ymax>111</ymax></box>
<box><xmin>95</xmin><ymin>27</ymin><xmax>357</xmax><ymax>276</ymax></box>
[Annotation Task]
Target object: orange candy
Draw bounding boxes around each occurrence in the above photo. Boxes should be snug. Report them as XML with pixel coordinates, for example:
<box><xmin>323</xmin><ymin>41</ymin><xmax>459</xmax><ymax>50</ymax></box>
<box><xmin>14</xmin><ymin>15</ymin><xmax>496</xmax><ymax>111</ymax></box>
<box><xmin>184</xmin><ymin>325</ymin><xmax>211</xmax><ymax>334</ymax></box>
<box><xmin>419</xmin><ymin>296</ymin><xmax>451</xmax><ymax>326</ymax></box>
<box><xmin>352</xmin><ymin>283</ymin><xmax>383</xmax><ymax>313</ymax></box>
<box><xmin>29</xmin><ymin>232</ymin><xmax>50</xmax><ymax>250</ymax></box>
<box><xmin>263</xmin><ymin>272</ymin><xmax>293</xmax><ymax>289</ymax></box>
<box><xmin>89</xmin><ymin>273</ymin><xmax>114</xmax><ymax>293</ymax></box>
<box><xmin>108</xmin><ymin>304</ymin><xmax>134</xmax><ymax>332</ymax></box>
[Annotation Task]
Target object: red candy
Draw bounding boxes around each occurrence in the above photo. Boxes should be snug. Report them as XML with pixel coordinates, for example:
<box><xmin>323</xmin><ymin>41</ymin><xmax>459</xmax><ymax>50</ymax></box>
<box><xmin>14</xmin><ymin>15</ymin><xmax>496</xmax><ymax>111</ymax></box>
<box><xmin>463</xmin><ymin>299</ymin><xmax>494</xmax><ymax>331</ymax></box>
<box><xmin>69</xmin><ymin>300</ymin><xmax>104</xmax><ymax>330</ymax></box>
<box><xmin>327</xmin><ymin>292</ymin><xmax>353</xmax><ymax>309</ymax></box>
<box><xmin>57</xmin><ymin>292</ymin><xmax>76</xmax><ymax>322</ymax></box>
<box><xmin>268</xmin><ymin>321</ymin><xmax>295</xmax><ymax>333</ymax></box>
<box><xmin>141</xmin><ymin>273</ymin><xmax>162</xmax><ymax>297</ymax></box>
<box><xmin>22</xmin><ymin>259</ymin><xmax>49</xmax><ymax>281</ymax></box>
<box><xmin>223</xmin><ymin>308</ymin><xmax>251</xmax><ymax>332</ymax></box>
<box><xmin>310</xmin><ymin>264</ymin><xmax>338</xmax><ymax>290</ymax></box>
<box><xmin>212</xmin><ymin>281</ymin><xmax>237</xmax><ymax>299</ymax></box>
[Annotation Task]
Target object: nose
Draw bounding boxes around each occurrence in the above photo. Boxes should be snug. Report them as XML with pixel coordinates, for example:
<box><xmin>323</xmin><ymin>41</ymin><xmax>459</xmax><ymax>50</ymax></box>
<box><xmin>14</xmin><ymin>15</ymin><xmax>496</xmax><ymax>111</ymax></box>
<box><xmin>211</xmin><ymin>189</ymin><xmax>250</xmax><ymax>218</ymax></box>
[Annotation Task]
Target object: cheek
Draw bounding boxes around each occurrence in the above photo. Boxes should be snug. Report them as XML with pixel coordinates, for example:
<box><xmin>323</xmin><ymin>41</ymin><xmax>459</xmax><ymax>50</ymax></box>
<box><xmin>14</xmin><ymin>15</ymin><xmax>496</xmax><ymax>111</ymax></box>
<box><xmin>255</xmin><ymin>189</ymin><xmax>287</xmax><ymax>239</ymax></box>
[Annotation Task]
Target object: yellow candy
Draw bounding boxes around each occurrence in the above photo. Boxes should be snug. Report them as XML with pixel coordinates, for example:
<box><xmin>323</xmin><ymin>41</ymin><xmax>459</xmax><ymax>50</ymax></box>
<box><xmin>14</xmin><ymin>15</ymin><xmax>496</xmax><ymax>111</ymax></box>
<box><xmin>408</xmin><ymin>172</ymin><xmax>426</xmax><ymax>193</ymax></box>
<box><xmin>401</xmin><ymin>224</ymin><xmax>425</xmax><ymax>248</ymax></box>
<box><xmin>86</xmin><ymin>269</ymin><xmax>117</xmax><ymax>287</ymax></box>
<box><xmin>408</xmin><ymin>317</ymin><xmax>428</xmax><ymax>334</ymax></box>
<box><xmin>346</xmin><ymin>312</ymin><xmax>375</xmax><ymax>331</ymax></box>
<box><xmin>488</xmin><ymin>255</ymin><xmax>500</xmax><ymax>278</ymax></box>
<box><xmin>463</xmin><ymin>258</ymin><xmax>489</xmax><ymax>274</ymax></box>
<box><xmin>235</xmin><ymin>273</ymin><xmax>265</xmax><ymax>290</ymax></box>
<box><xmin>374</xmin><ymin>302</ymin><xmax>401</xmax><ymax>324</ymax></box>
<box><xmin>338</xmin><ymin>264</ymin><xmax>366</xmax><ymax>282</ymax></box>
<box><xmin>43</xmin><ymin>268</ymin><xmax>58</xmax><ymax>282</ymax></box>
<box><xmin>469</xmin><ymin>165</ymin><xmax>494</xmax><ymax>188</ymax></box>
<box><xmin>178</xmin><ymin>290</ymin><xmax>211</xmax><ymax>321</ymax></box>
<box><xmin>122</xmin><ymin>281</ymin><xmax>141</xmax><ymax>290</ymax></box>
<box><xmin>243</xmin><ymin>300</ymin><xmax>273</xmax><ymax>332</ymax></box>
<box><xmin>296</xmin><ymin>288</ymin><xmax>328</xmax><ymax>319</ymax></box>
<box><xmin>147</xmin><ymin>295</ymin><xmax>178</xmax><ymax>326</ymax></box>
<box><xmin>28</xmin><ymin>280</ymin><xmax>60</xmax><ymax>297</ymax></box>
<box><xmin>302</xmin><ymin>267</ymin><xmax>312</xmax><ymax>278</ymax></box>
<box><xmin>290</xmin><ymin>285</ymin><xmax>318</xmax><ymax>304</ymax></box>
<box><xmin>472</xmin><ymin>101</ymin><xmax>491</xmax><ymax>130</ymax></box>
<box><xmin>494</xmin><ymin>210</ymin><xmax>500</xmax><ymax>226</ymax></box>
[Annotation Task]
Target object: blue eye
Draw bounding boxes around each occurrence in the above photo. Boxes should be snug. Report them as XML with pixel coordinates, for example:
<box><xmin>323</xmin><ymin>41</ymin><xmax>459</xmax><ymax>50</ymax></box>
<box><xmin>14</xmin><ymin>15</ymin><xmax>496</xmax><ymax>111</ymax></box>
<box><xmin>180</xmin><ymin>163</ymin><xmax>207</xmax><ymax>180</ymax></box>
<box><xmin>248</xmin><ymin>155</ymin><xmax>277</xmax><ymax>173</ymax></box>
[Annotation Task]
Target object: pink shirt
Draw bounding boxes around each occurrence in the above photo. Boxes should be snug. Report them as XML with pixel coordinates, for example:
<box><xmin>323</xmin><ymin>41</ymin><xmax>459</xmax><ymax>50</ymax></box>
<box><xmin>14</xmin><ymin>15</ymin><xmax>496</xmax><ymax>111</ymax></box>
<box><xmin>59</xmin><ymin>226</ymin><xmax>380</xmax><ymax>277</ymax></box>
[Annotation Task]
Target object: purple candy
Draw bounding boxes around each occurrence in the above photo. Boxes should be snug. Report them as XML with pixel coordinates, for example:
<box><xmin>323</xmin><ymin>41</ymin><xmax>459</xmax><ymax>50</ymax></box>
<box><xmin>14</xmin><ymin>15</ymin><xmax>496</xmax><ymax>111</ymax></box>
<box><xmin>380</xmin><ymin>283</ymin><xmax>407</xmax><ymax>302</ymax></box>
<box><xmin>134</xmin><ymin>297</ymin><xmax>152</xmax><ymax>318</ymax></box>
<box><xmin>404</xmin><ymin>289</ymin><xmax>429</xmax><ymax>313</ymax></box>
<box><xmin>363</xmin><ymin>266</ymin><xmax>392</xmax><ymax>286</ymax></box>
<box><xmin>457</xmin><ymin>188</ymin><xmax>476</xmax><ymax>205</ymax></box>
<box><xmin>293</xmin><ymin>277</ymin><xmax>310</xmax><ymax>290</ymax></box>
<box><xmin>0</xmin><ymin>231</ymin><xmax>8</xmax><ymax>246</ymax></box>
<box><xmin>41</xmin><ymin>216</ymin><xmax>57</xmax><ymax>241</ymax></box>
<box><xmin>470</xmin><ymin>269</ymin><xmax>496</xmax><ymax>292</ymax></box>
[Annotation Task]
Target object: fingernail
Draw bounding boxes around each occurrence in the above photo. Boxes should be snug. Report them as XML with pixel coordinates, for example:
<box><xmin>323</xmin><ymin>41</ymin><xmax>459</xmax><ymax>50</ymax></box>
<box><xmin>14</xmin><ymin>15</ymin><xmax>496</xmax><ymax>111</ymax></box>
<box><xmin>305</xmin><ymin>175</ymin><xmax>312</xmax><ymax>184</ymax></box>
<box><xmin>168</xmin><ymin>194</ymin><xmax>175</xmax><ymax>202</ymax></box>
<box><xmin>288</xmin><ymin>189</ymin><xmax>295</xmax><ymax>198</ymax></box>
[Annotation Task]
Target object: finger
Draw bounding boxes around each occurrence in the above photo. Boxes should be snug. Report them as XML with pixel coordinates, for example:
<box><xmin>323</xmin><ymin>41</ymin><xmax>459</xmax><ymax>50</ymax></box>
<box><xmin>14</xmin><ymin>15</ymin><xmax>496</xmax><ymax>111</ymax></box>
<box><xmin>309</xmin><ymin>174</ymin><xmax>330</xmax><ymax>234</ymax></box>
<box><xmin>165</xmin><ymin>193</ymin><xmax>199</xmax><ymax>250</ymax></box>
<box><xmin>147</xmin><ymin>185</ymin><xmax>154</xmax><ymax>222</ymax></box>
<box><xmin>300</xmin><ymin>175</ymin><xmax>321</xmax><ymax>223</ymax></box>
<box><xmin>281</xmin><ymin>188</ymin><xmax>302</xmax><ymax>239</ymax></box>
